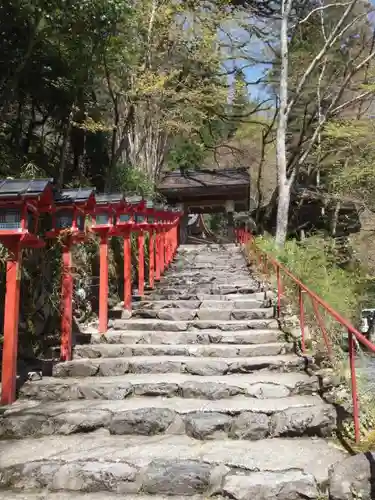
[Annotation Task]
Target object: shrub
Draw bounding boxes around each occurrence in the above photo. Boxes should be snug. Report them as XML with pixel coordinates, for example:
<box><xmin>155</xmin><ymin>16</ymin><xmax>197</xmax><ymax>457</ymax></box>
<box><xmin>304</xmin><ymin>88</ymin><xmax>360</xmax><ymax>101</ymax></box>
<box><xmin>254</xmin><ymin>234</ymin><xmax>364</xmax><ymax>325</ymax></box>
<box><xmin>247</xmin><ymin>234</ymin><xmax>375</xmax><ymax>445</ymax></box>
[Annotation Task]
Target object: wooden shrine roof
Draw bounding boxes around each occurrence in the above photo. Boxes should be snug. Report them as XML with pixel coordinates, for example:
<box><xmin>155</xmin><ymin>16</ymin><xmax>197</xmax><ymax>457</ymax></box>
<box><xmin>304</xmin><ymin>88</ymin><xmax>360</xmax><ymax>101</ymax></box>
<box><xmin>158</xmin><ymin>168</ymin><xmax>250</xmax><ymax>212</ymax></box>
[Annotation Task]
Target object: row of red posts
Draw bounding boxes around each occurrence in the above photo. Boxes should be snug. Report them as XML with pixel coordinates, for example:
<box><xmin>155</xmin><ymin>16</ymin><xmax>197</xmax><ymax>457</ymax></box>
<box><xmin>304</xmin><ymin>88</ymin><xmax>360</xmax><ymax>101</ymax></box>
<box><xmin>0</xmin><ymin>179</ymin><xmax>182</xmax><ymax>406</ymax></box>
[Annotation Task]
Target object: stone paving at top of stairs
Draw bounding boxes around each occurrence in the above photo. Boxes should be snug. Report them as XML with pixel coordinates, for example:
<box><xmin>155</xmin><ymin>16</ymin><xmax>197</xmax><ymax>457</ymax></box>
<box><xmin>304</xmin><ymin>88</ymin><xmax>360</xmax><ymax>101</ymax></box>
<box><xmin>0</xmin><ymin>243</ymin><xmax>346</xmax><ymax>499</ymax></box>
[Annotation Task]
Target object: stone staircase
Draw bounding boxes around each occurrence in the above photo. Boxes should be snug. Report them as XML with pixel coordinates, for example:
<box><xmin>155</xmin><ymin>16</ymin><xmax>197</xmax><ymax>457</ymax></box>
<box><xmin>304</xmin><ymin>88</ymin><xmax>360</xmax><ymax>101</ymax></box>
<box><xmin>0</xmin><ymin>244</ymin><xmax>345</xmax><ymax>500</ymax></box>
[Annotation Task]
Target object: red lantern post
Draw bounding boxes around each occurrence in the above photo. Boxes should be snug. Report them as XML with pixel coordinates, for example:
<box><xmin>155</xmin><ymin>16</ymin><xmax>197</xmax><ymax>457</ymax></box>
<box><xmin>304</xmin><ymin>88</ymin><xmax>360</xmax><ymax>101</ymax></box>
<box><xmin>163</xmin><ymin>206</ymin><xmax>182</xmax><ymax>269</ymax></box>
<box><xmin>0</xmin><ymin>178</ymin><xmax>54</xmax><ymax>405</ymax></box>
<box><xmin>148</xmin><ymin>228</ymin><xmax>155</xmax><ymax>288</ymax></box>
<box><xmin>155</xmin><ymin>226</ymin><xmax>161</xmax><ymax>281</ymax></box>
<box><xmin>115</xmin><ymin>197</ymin><xmax>145</xmax><ymax>309</ymax></box>
<box><xmin>115</xmin><ymin>200</ymin><xmax>133</xmax><ymax>311</ymax></box>
<box><xmin>91</xmin><ymin>193</ymin><xmax>125</xmax><ymax>334</ymax></box>
<box><xmin>46</xmin><ymin>188</ymin><xmax>95</xmax><ymax>362</ymax></box>
<box><xmin>134</xmin><ymin>200</ymin><xmax>154</xmax><ymax>297</ymax></box>
<box><xmin>144</xmin><ymin>202</ymin><xmax>157</xmax><ymax>290</ymax></box>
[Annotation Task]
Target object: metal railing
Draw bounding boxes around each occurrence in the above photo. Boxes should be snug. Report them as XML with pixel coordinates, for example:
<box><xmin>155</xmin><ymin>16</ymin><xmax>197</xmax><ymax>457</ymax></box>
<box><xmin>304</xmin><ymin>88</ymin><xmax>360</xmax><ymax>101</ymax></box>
<box><xmin>235</xmin><ymin>229</ymin><xmax>375</xmax><ymax>443</ymax></box>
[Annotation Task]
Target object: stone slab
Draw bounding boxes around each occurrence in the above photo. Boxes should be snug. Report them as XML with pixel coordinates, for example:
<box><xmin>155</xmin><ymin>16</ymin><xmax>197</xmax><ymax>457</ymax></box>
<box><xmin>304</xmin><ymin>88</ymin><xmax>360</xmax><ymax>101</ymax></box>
<box><xmin>112</xmin><ymin>318</ymin><xmax>279</xmax><ymax>332</ymax></box>
<box><xmin>0</xmin><ymin>434</ymin><xmax>346</xmax><ymax>495</ymax></box>
<box><xmin>133</xmin><ymin>300</ymin><xmax>202</xmax><ymax>310</ymax></box>
<box><xmin>0</xmin><ymin>494</ymin><xmax>206</xmax><ymax>500</ymax></box>
<box><xmin>151</xmin><ymin>285</ymin><xmax>260</xmax><ymax>295</ymax></box>
<box><xmin>329</xmin><ymin>452</ymin><xmax>375</xmax><ymax>500</ymax></box>
<box><xmin>145</xmin><ymin>292</ymin><xmax>273</xmax><ymax>301</ymax></box>
<box><xmin>73</xmin><ymin>342</ymin><xmax>292</xmax><ymax>359</ymax></box>
<box><xmin>52</xmin><ymin>354</ymin><xmax>304</xmax><ymax>378</ymax></box>
<box><xmin>88</xmin><ymin>329</ymin><xmax>282</xmax><ymax>346</ymax></box>
<box><xmin>0</xmin><ymin>395</ymin><xmax>336</xmax><ymax>440</ymax></box>
<box><xmin>19</xmin><ymin>371</ymin><xmax>319</xmax><ymax>401</ymax></box>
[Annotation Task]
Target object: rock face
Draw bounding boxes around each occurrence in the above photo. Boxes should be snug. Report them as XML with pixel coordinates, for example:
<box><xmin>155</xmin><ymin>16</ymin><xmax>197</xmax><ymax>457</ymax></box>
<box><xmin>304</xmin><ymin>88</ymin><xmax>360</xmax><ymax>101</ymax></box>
<box><xmin>0</xmin><ymin>243</ymin><xmax>346</xmax><ymax>499</ymax></box>
<box><xmin>329</xmin><ymin>452</ymin><xmax>375</xmax><ymax>500</ymax></box>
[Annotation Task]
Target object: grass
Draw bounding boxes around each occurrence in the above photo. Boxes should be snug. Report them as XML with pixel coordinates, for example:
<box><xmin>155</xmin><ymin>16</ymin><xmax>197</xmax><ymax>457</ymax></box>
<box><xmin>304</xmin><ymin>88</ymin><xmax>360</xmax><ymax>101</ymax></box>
<box><xmin>246</xmin><ymin>234</ymin><xmax>375</xmax><ymax>448</ymax></box>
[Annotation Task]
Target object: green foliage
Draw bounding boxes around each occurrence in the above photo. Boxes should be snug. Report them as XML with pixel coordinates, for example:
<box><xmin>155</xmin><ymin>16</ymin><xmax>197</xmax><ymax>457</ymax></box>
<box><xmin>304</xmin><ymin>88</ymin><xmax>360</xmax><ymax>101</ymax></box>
<box><xmin>226</xmin><ymin>69</ymin><xmax>250</xmax><ymax>138</ymax></box>
<box><xmin>208</xmin><ymin>213</ymin><xmax>227</xmax><ymax>233</ymax></box>
<box><xmin>323</xmin><ymin>119</ymin><xmax>375</xmax><ymax>210</ymax></box>
<box><xmin>113</xmin><ymin>164</ymin><xmax>155</xmax><ymax>197</ymax></box>
<box><xmin>257</xmin><ymin>234</ymin><xmax>364</xmax><ymax>320</ymax></box>
<box><xmin>254</xmin><ymin>234</ymin><xmax>365</xmax><ymax>350</ymax></box>
<box><xmin>166</xmin><ymin>137</ymin><xmax>205</xmax><ymax>172</ymax></box>
<box><xmin>250</xmin><ymin>235</ymin><xmax>375</xmax><ymax>445</ymax></box>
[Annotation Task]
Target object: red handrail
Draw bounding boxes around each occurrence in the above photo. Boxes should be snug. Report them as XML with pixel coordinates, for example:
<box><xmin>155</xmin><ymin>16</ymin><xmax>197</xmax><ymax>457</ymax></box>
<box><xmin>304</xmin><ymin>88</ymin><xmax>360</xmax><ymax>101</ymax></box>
<box><xmin>235</xmin><ymin>229</ymin><xmax>375</xmax><ymax>443</ymax></box>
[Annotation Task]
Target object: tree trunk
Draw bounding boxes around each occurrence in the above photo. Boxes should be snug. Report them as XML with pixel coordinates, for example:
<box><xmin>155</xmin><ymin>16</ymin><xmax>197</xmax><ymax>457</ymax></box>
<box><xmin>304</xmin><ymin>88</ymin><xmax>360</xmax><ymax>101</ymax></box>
<box><xmin>275</xmin><ymin>0</ymin><xmax>292</xmax><ymax>247</ymax></box>
<box><xmin>275</xmin><ymin>181</ymin><xmax>291</xmax><ymax>246</ymax></box>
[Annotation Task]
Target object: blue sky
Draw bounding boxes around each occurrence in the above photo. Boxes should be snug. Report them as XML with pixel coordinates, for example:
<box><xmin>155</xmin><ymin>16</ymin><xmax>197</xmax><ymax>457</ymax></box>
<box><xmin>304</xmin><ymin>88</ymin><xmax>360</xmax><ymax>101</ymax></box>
<box><xmin>240</xmin><ymin>1</ymin><xmax>375</xmax><ymax>101</ymax></box>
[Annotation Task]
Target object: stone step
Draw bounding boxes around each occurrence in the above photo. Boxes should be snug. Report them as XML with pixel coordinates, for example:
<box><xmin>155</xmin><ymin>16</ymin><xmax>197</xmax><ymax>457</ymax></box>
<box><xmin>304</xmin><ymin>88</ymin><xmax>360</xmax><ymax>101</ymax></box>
<box><xmin>73</xmin><ymin>342</ymin><xmax>292</xmax><ymax>359</ymax></box>
<box><xmin>145</xmin><ymin>292</ymin><xmax>273</xmax><ymax>301</ymax></box>
<box><xmin>0</xmin><ymin>494</ymin><xmax>202</xmax><ymax>500</ymax></box>
<box><xmin>0</xmin><ymin>433</ymin><xmax>346</xmax><ymax>497</ymax></box>
<box><xmin>0</xmin><ymin>395</ymin><xmax>336</xmax><ymax>440</ymax></box>
<box><xmin>52</xmin><ymin>355</ymin><xmax>304</xmax><ymax>378</ymax></box>
<box><xmin>169</xmin><ymin>265</ymin><xmax>247</xmax><ymax>271</ymax></box>
<box><xmin>132</xmin><ymin>298</ymin><xmax>269</xmax><ymax>310</ymax></box>
<box><xmin>159</xmin><ymin>277</ymin><xmax>254</xmax><ymax>285</ymax></box>
<box><xmin>87</xmin><ymin>329</ymin><xmax>284</xmax><ymax>345</ymax></box>
<box><xmin>111</xmin><ymin>318</ymin><xmax>279</xmax><ymax>332</ymax></box>
<box><xmin>19</xmin><ymin>372</ymin><xmax>319</xmax><ymax>401</ymax></box>
<box><xmin>153</xmin><ymin>284</ymin><xmax>259</xmax><ymax>295</ymax></box>
<box><xmin>131</xmin><ymin>308</ymin><xmax>274</xmax><ymax>321</ymax></box>
<box><xmin>163</xmin><ymin>270</ymin><xmax>250</xmax><ymax>278</ymax></box>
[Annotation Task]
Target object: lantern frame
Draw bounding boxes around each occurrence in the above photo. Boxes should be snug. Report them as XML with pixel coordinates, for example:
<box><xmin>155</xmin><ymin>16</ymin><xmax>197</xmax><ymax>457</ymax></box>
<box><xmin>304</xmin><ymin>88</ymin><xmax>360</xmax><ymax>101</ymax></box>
<box><xmin>46</xmin><ymin>187</ymin><xmax>96</xmax><ymax>241</ymax></box>
<box><xmin>0</xmin><ymin>178</ymin><xmax>54</xmax><ymax>249</ymax></box>
<box><xmin>114</xmin><ymin>195</ymin><xmax>145</xmax><ymax>233</ymax></box>
<box><xmin>91</xmin><ymin>193</ymin><xmax>125</xmax><ymax>236</ymax></box>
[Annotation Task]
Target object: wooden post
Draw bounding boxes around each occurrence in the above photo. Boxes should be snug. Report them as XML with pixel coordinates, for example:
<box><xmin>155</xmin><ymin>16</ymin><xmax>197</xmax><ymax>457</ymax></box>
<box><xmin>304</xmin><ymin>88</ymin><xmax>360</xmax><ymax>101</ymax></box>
<box><xmin>1</xmin><ymin>243</ymin><xmax>22</xmax><ymax>405</ymax></box>
<box><xmin>138</xmin><ymin>231</ymin><xmax>145</xmax><ymax>296</ymax></box>
<box><xmin>166</xmin><ymin>229</ymin><xmax>169</xmax><ymax>266</ymax></box>
<box><xmin>155</xmin><ymin>230</ymin><xmax>161</xmax><ymax>281</ymax></box>
<box><xmin>173</xmin><ymin>225</ymin><xmax>177</xmax><ymax>257</ymax></box>
<box><xmin>61</xmin><ymin>243</ymin><xmax>73</xmax><ymax>362</ymax></box>
<box><xmin>165</xmin><ymin>229</ymin><xmax>169</xmax><ymax>267</ymax></box>
<box><xmin>99</xmin><ymin>234</ymin><xmax>108</xmax><ymax>334</ymax></box>
<box><xmin>149</xmin><ymin>229</ymin><xmax>155</xmax><ymax>288</ymax></box>
<box><xmin>160</xmin><ymin>230</ymin><xmax>165</xmax><ymax>274</ymax></box>
<box><xmin>168</xmin><ymin>228</ymin><xmax>172</xmax><ymax>264</ymax></box>
<box><xmin>123</xmin><ymin>231</ymin><xmax>132</xmax><ymax>310</ymax></box>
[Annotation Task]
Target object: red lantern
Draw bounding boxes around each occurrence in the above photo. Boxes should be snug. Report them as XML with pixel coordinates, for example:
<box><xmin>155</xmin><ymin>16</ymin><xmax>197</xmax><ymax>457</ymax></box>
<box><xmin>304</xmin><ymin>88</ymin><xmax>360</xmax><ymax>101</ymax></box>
<box><xmin>46</xmin><ymin>188</ymin><xmax>96</xmax><ymax>362</ymax></box>
<box><xmin>0</xmin><ymin>178</ymin><xmax>54</xmax><ymax>405</ymax></box>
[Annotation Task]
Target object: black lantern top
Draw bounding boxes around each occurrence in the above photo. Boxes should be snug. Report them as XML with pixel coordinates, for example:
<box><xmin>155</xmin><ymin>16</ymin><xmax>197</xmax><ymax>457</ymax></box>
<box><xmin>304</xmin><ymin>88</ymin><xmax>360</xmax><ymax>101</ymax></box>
<box><xmin>126</xmin><ymin>196</ymin><xmax>144</xmax><ymax>224</ymax></box>
<box><xmin>0</xmin><ymin>178</ymin><xmax>54</xmax><ymax>206</ymax></box>
<box><xmin>0</xmin><ymin>178</ymin><xmax>54</xmax><ymax>247</ymax></box>
<box><xmin>95</xmin><ymin>193</ymin><xmax>125</xmax><ymax>206</ymax></box>
<box><xmin>48</xmin><ymin>187</ymin><xmax>96</xmax><ymax>237</ymax></box>
<box><xmin>92</xmin><ymin>192</ymin><xmax>125</xmax><ymax>229</ymax></box>
<box><xmin>54</xmin><ymin>187</ymin><xmax>96</xmax><ymax>207</ymax></box>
